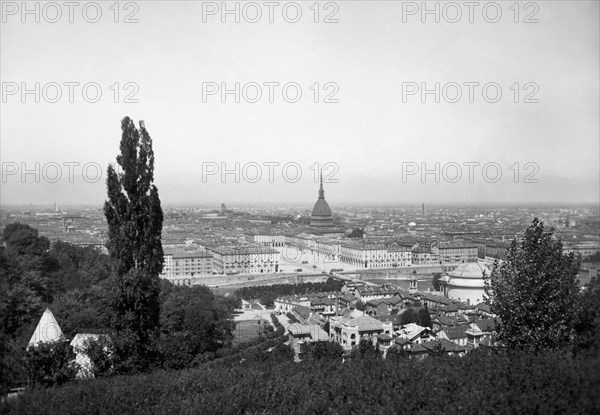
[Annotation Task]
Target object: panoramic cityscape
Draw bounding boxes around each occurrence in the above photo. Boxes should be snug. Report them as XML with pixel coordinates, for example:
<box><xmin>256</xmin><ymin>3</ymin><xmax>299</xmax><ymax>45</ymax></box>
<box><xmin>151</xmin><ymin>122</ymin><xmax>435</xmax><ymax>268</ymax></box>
<box><xmin>1</xmin><ymin>1</ymin><xmax>599</xmax><ymax>413</ymax></box>
<box><xmin>2</xmin><ymin>191</ymin><xmax>599</xmax><ymax>290</ymax></box>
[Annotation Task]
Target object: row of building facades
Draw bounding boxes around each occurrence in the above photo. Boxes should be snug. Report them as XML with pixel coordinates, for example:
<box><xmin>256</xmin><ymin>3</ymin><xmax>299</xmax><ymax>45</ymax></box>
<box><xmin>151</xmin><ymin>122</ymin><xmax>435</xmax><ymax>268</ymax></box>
<box><xmin>160</xmin><ymin>234</ymin><xmax>480</xmax><ymax>285</ymax></box>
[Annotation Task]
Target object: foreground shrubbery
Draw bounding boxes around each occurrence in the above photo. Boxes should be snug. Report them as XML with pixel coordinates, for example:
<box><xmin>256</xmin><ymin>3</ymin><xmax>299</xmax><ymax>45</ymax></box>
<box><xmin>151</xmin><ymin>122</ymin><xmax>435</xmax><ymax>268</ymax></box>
<box><xmin>3</xmin><ymin>349</ymin><xmax>599</xmax><ymax>414</ymax></box>
<box><xmin>23</xmin><ymin>339</ymin><xmax>79</xmax><ymax>387</ymax></box>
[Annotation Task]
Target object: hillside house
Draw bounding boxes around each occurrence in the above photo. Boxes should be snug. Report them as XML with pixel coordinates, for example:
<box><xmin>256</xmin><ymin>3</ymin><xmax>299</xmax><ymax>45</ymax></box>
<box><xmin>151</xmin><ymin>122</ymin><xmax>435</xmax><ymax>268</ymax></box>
<box><xmin>396</xmin><ymin>323</ymin><xmax>436</xmax><ymax>345</ymax></box>
<box><xmin>329</xmin><ymin>315</ymin><xmax>393</xmax><ymax>350</ymax></box>
<box><xmin>436</xmin><ymin>325</ymin><xmax>469</xmax><ymax>347</ymax></box>
<box><xmin>466</xmin><ymin>319</ymin><xmax>497</xmax><ymax>348</ymax></box>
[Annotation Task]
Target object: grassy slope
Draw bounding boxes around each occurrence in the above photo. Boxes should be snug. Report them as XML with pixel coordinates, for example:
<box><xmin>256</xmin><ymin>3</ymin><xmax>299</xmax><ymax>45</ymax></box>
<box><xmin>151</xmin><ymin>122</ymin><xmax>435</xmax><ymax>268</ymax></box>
<box><xmin>232</xmin><ymin>319</ymin><xmax>271</xmax><ymax>346</ymax></box>
<box><xmin>3</xmin><ymin>351</ymin><xmax>600</xmax><ymax>414</ymax></box>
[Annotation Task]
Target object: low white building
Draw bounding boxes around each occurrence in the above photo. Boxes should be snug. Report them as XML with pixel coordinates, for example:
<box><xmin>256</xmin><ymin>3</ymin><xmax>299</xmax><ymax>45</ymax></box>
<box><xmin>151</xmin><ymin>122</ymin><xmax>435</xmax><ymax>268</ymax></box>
<box><xmin>274</xmin><ymin>296</ymin><xmax>311</xmax><ymax>314</ymax></box>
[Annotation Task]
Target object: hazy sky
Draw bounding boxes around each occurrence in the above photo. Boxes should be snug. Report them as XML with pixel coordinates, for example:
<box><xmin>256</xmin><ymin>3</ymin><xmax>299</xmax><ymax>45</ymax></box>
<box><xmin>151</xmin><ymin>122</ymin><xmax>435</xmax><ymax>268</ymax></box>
<box><xmin>1</xmin><ymin>1</ymin><xmax>598</xmax><ymax>206</ymax></box>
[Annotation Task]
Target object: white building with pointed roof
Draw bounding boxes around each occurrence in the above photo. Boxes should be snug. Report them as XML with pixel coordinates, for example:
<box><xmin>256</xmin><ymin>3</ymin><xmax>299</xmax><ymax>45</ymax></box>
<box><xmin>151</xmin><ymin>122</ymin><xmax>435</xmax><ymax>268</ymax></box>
<box><xmin>28</xmin><ymin>308</ymin><xmax>63</xmax><ymax>348</ymax></box>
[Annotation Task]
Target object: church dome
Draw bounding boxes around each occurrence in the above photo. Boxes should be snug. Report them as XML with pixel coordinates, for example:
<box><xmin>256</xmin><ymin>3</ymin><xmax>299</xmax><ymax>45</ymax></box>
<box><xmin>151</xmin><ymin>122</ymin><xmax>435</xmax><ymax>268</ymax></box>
<box><xmin>311</xmin><ymin>199</ymin><xmax>332</xmax><ymax>217</ymax></box>
<box><xmin>443</xmin><ymin>262</ymin><xmax>489</xmax><ymax>305</ymax></box>
<box><xmin>447</xmin><ymin>262</ymin><xmax>490</xmax><ymax>279</ymax></box>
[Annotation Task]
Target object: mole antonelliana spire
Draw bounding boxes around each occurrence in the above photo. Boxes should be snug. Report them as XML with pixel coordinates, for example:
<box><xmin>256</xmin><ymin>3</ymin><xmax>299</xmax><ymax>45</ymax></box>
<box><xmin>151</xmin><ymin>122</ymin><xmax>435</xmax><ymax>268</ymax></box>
<box><xmin>310</xmin><ymin>169</ymin><xmax>333</xmax><ymax>227</ymax></box>
<box><xmin>318</xmin><ymin>169</ymin><xmax>325</xmax><ymax>199</ymax></box>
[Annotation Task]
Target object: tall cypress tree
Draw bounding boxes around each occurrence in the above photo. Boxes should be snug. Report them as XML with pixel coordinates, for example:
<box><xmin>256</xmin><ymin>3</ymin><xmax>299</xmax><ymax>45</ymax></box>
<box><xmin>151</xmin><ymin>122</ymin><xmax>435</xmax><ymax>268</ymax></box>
<box><xmin>485</xmin><ymin>218</ymin><xmax>579</xmax><ymax>351</ymax></box>
<box><xmin>104</xmin><ymin>117</ymin><xmax>164</xmax><ymax>348</ymax></box>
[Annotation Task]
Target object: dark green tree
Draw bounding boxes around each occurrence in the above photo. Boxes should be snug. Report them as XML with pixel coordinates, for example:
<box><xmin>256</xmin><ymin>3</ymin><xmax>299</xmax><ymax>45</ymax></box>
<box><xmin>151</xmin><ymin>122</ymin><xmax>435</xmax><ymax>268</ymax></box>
<box><xmin>158</xmin><ymin>284</ymin><xmax>235</xmax><ymax>368</ymax></box>
<box><xmin>2</xmin><ymin>223</ymin><xmax>56</xmax><ymax>302</ymax></box>
<box><xmin>48</xmin><ymin>241</ymin><xmax>112</xmax><ymax>292</ymax></box>
<box><xmin>417</xmin><ymin>307</ymin><xmax>432</xmax><ymax>328</ymax></box>
<box><xmin>386</xmin><ymin>345</ymin><xmax>409</xmax><ymax>361</ymax></box>
<box><xmin>2</xmin><ymin>223</ymin><xmax>50</xmax><ymax>257</ymax></box>
<box><xmin>351</xmin><ymin>338</ymin><xmax>380</xmax><ymax>360</ymax></box>
<box><xmin>400</xmin><ymin>308</ymin><xmax>417</xmax><ymax>326</ymax></box>
<box><xmin>104</xmin><ymin>117</ymin><xmax>164</xmax><ymax>360</ymax></box>
<box><xmin>81</xmin><ymin>335</ymin><xmax>115</xmax><ymax>377</ymax></box>
<box><xmin>301</xmin><ymin>341</ymin><xmax>344</xmax><ymax>360</ymax></box>
<box><xmin>270</xmin><ymin>342</ymin><xmax>295</xmax><ymax>361</ymax></box>
<box><xmin>24</xmin><ymin>338</ymin><xmax>79</xmax><ymax>387</ymax></box>
<box><xmin>428</xmin><ymin>341</ymin><xmax>446</xmax><ymax>357</ymax></box>
<box><xmin>573</xmin><ymin>276</ymin><xmax>600</xmax><ymax>356</ymax></box>
<box><xmin>51</xmin><ymin>289</ymin><xmax>108</xmax><ymax>337</ymax></box>
<box><xmin>347</xmin><ymin>228</ymin><xmax>364</xmax><ymax>238</ymax></box>
<box><xmin>0</xmin><ymin>338</ymin><xmax>28</xmax><ymax>394</ymax></box>
<box><xmin>431</xmin><ymin>273</ymin><xmax>442</xmax><ymax>291</ymax></box>
<box><xmin>484</xmin><ymin>218</ymin><xmax>580</xmax><ymax>351</ymax></box>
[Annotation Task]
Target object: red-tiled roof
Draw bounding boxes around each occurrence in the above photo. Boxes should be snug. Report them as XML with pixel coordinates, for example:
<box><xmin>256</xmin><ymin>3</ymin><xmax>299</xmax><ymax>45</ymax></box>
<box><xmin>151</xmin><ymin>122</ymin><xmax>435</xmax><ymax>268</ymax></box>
<box><xmin>434</xmin><ymin>315</ymin><xmax>468</xmax><ymax>327</ymax></box>
<box><xmin>373</xmin><ymin>315</ymin><xmax>403</xmax><ymax>325</ymax></box>
<box><xmin>293</xmin><ymin>305</ymin><xmax>311</xmax><ymax>320</ymax></box>
<box><xmin>440</xmin><ymin>325</ymin><xmax>469</xmax><ymax>340</ymax></box>
<box><xmin>476</xmin><ymin>318</ymin><xmax>497</xmax><ymax>332</ymax></box>
<box><xmin>441</xmin><ymin>304</ymin><xmax>459</xmax><ymax>312</ymax></box>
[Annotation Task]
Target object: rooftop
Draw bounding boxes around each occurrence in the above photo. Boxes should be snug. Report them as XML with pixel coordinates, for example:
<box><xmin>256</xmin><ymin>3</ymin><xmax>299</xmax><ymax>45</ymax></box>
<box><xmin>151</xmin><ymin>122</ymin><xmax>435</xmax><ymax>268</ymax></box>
<box><xmin>287</xmin><ymin>323</ymin><xmax>329</xmax><ymax>341</ymax></box>
<box><xmin>447</xmin><ymin>262</ymin><xmax>491</xmax><ymax>279</ymax></box>
<box><xmin>335</xmin><ymin>315</ymin><xmax>386</xmax><ymax>332</ymax></box>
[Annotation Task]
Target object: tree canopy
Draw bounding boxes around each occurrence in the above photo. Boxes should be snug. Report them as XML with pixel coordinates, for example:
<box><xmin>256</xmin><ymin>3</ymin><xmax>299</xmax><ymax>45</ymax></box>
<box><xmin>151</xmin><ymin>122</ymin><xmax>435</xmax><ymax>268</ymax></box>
<box><xmin>485</xmin><ymin>218</ymin><xmax>580</xmax><ymax>351</ymax></box>
<box><xmin>104</xmin><ymin>117</ymin><xmax>164</xmax><ymax>354</ymax></box>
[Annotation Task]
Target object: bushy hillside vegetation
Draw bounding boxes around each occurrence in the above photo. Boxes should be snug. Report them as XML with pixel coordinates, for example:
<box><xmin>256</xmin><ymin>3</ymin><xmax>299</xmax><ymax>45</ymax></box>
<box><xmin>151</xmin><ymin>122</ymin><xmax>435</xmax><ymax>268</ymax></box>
<box><xmin>3</xmin><ymin>349</ymin><xmax>599</xmax><ymax>414</ymax></box>
<box><xmin>0</xmin><ymin>223</ymin><xmax>238</xmax><ymax>390</ymax></box>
